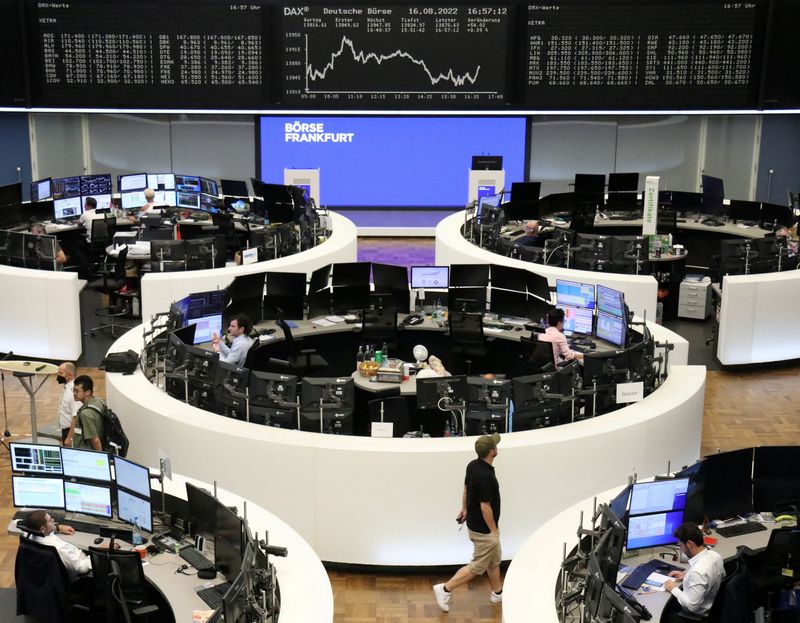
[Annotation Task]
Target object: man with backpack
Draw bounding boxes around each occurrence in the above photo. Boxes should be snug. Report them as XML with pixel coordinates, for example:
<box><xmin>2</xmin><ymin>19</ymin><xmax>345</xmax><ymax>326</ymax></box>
<box><xmin>71</xmin><ymin>375</ymin><xmax>105</xmax><ymax>451</ymax></box>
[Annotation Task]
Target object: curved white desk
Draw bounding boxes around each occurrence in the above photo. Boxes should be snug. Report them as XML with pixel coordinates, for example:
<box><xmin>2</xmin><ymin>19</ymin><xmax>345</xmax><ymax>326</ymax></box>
<box><xmin>435</xmin><ymin>212</ymin><xmax>659</xmax><ymax>322</ymax></box>
<box><xmin>0</xmin><ymin>264</ymin><xmax>82</xmax><ymax>360</ymax></box>
<box><xmin>106</xmin><ymin>323</ymin><xmax>703</xmax><ymax>566</ymax></box>
<box><xmin>140</xmin><ymin>212</ymin><xmax>358</xmax><ymax>320</ymax></box>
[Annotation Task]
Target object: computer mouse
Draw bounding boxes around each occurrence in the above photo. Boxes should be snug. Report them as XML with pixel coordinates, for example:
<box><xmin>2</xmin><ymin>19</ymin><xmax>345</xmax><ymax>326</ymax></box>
<box><xmin>514</xmin><ymin>326</ymin><xmax>522</xmax><ymax>331</ymax></box>
<box><xmin>408</xmin><ymin>315</ymin><xmax>424</xmax><ymax>326</ymax></box>
<box><xmin>589</xmin><ymin>342</ymin><xmax>596</xmax><ymax>349</ymax></box>
<box><xmin>93</xmin><ymin>537</ymin><xmax>104</xmax><ymax>545</ymax></box>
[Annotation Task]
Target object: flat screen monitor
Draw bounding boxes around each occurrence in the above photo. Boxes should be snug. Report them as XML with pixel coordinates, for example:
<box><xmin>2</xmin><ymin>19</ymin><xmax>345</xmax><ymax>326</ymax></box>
<box><xmin>24</xmin><ymin>199</ymin><xmax>55</xmax><ymax>222</ymax></box>
<box><xmin>332</xmin><ymin>262</ymin><xmax>371</xmax><ymax>287</ymax></box>
<box><xmin>175</xmin><ymin>174</ymin><xmax>201</xmax><ymax>193</ymax></box>
<box><xmin>472</xmin><ymin>155</ymin><xmax>503</xmax><ymax>170</ymax></box>
<box><xmin>448</xmin><ymin>287</ymin><xmax>487</xmax><ymax>314</ymax></box>
<box><xmin>223</xmin><ymin>567</ymin><xmax>248</xmax><ymax>623</ymax></box>
<box><xmin>61</xmin><ymin>447</ymin><xmax>112</xmax><ymax>482</ymax></box>
<box><xmin>557</xmin><ymin>304</ymin><xmax>594</xmax><ymax>336</ymax></box>
<box><xmin>451</xmin><ymin>264</ymin><xmax>490</xmax><ymax>288</ymax></box>
<box><xmin>595</xmin><ymin>311</ymin><xmax>626</xmax><ymax>348</ymax></box>
<box><xmin>64</xmin><ymin>481</ymin><xmax>113</xmax><ymax>518</ymax></box>
<box><xmin>0</xmin><ymin>202</ymin><xmax>22</xmax><ymax>228</ymax></box>
<box><xmin>416</xmin><ymin>375</ymin><xmax>468</xmax><ymax>410</ymax></box>
<box><xmin>626</xmin><ymin>509</ymin><xmax>684</xmax><ymax>550</ymax></box>
<box><xmin>225</xmin><ymin>197</ymin><xmax>251</xmax><ymax>213</ymax></box>
<box><xmin>83</xmin><ymin>193</ymin><xmax>113</xmax><ymax>211</ymax></box>
<box><xmin>0</xmin><ymin>182</ymin><xmax>21</xmax><ymax>209</ymax></box>
<box><xmin>490</xmin><ymin>289</ymin><xmax>528</xmax><ymax>319</ymax></box>
<box><xmin>608</xmin><ymin>172</ymin><xmax>639</xmax><ymax>193</ymax></box>
<box><xmin>753</xmin><ymin>446</ymin><xmax>800</xmax><ymax>511</ymax></box>
<box><xmin>701</xmin><ymin>174</ymin><xmax>725</xmax><ymax>198</ymax></box>
<box><xmin>199</xmin><ymin>193</ymin><xmax>221</xmax><ymax>213</ymax></box>
<box><xmin>761</xmin><ymin>202</ymin><xmax>795</xmax><ymax>228</ymax></box>
<box><xmin>53</xmin><ymin>176</ymin><xmax>81</xmax><ymax>199</ymax></box>
<box><xmin>596</xmin><ymin>284</ymin><xmax>625</xmax><ymax>318</ymax></box>
<box><xmin>410</xmin><ymin>266</ymin><xmax>449</xmax><ymax>289</ymax></box>
<box><xmin>701</xmin><ymin>447</ymin><xmax>754</xmax><ymax>519</ymax></box>
<box><xmin>574</xmin><ymin>173</ymin><xmax>605</xmax><ymax>194</ymax></box>
<box><xmin>31</xmin><ymin>177</ymin><xmax>52</xmax><ymax>202</ymax></box>
<box><xmin>372</xmin><ymin>263</ymin><xmax>409</xmax><ymax>292</ymax></box>
<box><xmin>609</xmin><ymin>485</ymin><xmax>631</xmax><ymax>523</ymax></box>
<box><xmin>216</xmin><ymin>502</ymin><xmax>244</xmax><ymax>580</ymax></box>
<box><xmin>186</xmin><ymin>482</ymin><xmax>217</xmax><ymax>535</ymax></box>
<box><xmin>250</xmin><ymin>371</ymin><xmax>298</xmax><ymax>409</ymax></box>
<box><xmin>630</xmin><ymin>478</ymin><xmax>689</xmax><ymax>515</ymax></box>
<box><xmin>221</xmin><ymin>179</ymin><xmax>249</xmax><ymax>197</ymax></box>
<box><xmin>177</xmin><ymin>191</ymin><xmax>200</xmax><ymax>210</ymax></box>
<box><xmin>80</xmin><ymin>174</ymin><xmax>112</xmax><ymax>197</ymax></box>
<box><xmin>10</xmin><ymin>442</ymin><xmax>63</xmax><ymax>475</ymax></box>
<box><xmin>53</xmin><ymin>197</ymin><xmax>83</xmax><ymax>220</ymax></box>
<box><xmin>200</xmin><ymin>177</ymin><xmax>218</xmax><ymax>196</ymax></box>
<box><xmin>116</xmin><ymin>488</ymin><xmax>153</xmax><ymax>532</ymax></box>
<box><xmin>147</xmin><ymin>173</ymin><xmax>176</xmax><ymax>191</ymax></box>
<box><xmin>727</xmin><ymin>199</ymin><xmax>761</xmax><ymax>223</ymax></box>
<box><xmin>154</xmin><ymin>190</ymin><xmax>176</xmax><ymax>207</ymax></box>
<box><xmin>12</xmin><ymin>475</ymin><xmax>65</xmax><ymax>509</ymax></box>
<box><xmin>118</xmin><ymin>173</ymin><xmax>147</xmax><ymax>192</ymax></box>
<box><xmin>113</xmin><ymin>456</ymin><xmax>151</xmax><ymax>499</ymax></box>
<box><xmin>301</xmin><ymin>377</ymin><xmax>354</xmax><ymax>410</ymax></box>
<box><xmin>490</xmin><ymin>264</ymin><xmax>527</xmax><ymax>293</ymax></box>
<box><xmin>466</xmin><ymin>376</ymin><xmax>512</xmax><ymax>406</ymax></box>
<box><xmin>555</xmin><ymin>279</ymin><xmax>596</xmax><ymax>309</ymax></box>
<box><xmin>186</xmin><ymin>315</ymin><xmax>222</xmax><ymax>345</ymax></box>
<box><xmin>510</xmin><ymin>181</ymin><xmax>541</xmax><ymax>203</ymax></box>
<box><xmin>120</xmin><ymin>191</ymin><xmax>146</xmax><ymax>210</ymax></box>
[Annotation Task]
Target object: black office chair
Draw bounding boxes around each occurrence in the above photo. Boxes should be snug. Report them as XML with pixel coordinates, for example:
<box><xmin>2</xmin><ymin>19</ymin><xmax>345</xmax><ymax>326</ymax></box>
<box><xmin>87</xmin><ymin>245</ymin><xmax>134</xmax><ymax>338</ymax></box>
<box><xmin>88</xmin><ymin>547</ymin><xmax>159</xmax><ymax>623</ymax></box>
<box><xmin>368</xmin><ymin>394</ymin><xmax>410</xmax><ymax>438</ymax></box>
<box><xmin>675</xmin><ymin>551</ymin><xmax>751</xmax><ymax>623</ymax></box>
<box><xmin>519</xmin><ymin>334</ymin><xmax>557</xmax><ymax>374</ymax></box>
<box><xmin>448</xmin><ymin>311</ymin><xmax>488</xmax><ymax>375</ymax></box>
<box><xmin>89</xmin><ymin>215</ymin><xmax>118</xmax><ymax>264</ymax></box>
<box><xmin>15</xmin><ymin>534</ymin><xmax>90</xmax><ymax>623</ymax></box>
<box><xmin>268</xmin><ymin>318</ymin><xmax>329</xmax><ymax>376</ymax></box>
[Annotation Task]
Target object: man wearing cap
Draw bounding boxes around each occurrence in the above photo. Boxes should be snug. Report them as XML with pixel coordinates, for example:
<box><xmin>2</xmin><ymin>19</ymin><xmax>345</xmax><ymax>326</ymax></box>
<box><xmin>433</xmin><ymin>432</ymin><xmax>503</xmax><ymax>612</ymax></box>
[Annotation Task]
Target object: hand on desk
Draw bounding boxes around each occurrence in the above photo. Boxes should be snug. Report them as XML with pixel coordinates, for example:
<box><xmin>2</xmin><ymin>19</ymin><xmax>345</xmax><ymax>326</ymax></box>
<box><xmin>57</xmin><ymin>524</ymin><xmax>75</xmax><ymax>535</ymax></box>
<box><xmin>667</xmin><ymin>570</ymin><xmax>686</xmax><ymax>580</ymax></box>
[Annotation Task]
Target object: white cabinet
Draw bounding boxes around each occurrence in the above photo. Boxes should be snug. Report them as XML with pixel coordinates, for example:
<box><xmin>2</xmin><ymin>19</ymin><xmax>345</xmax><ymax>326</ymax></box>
<box><xmin>678</xmin><ymin>279</ymin><xmax>713</xmax><ymax>319</ymax></box>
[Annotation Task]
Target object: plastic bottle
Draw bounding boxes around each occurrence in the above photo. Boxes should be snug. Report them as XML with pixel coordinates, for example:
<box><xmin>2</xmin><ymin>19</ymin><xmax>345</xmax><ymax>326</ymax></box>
<box><xmin>375</xmin><ymin>345</ymin><xmax>384</xmax><ymax>364</ymax></box>
<box><xmin>381</xmin><ymin>342</ymin><xmax>388</xmax><ymax>360</ymax></box>
<box><xmin>132</xmin><ymin>517</ymin><xmax>143</xmax><ymax>546</ymax></box>
<box><xmin>356</xmin><ymin>345</ymin><xmax>364</xmax><ymax>367</ymax></box>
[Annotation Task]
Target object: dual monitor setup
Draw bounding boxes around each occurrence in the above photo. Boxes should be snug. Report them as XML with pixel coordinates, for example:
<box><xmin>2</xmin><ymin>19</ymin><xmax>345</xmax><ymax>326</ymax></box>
<box><xmin>10</xmin><ymin>442</ymin><xmax>153</xmax><ymax>533</ymax></box>
<box><xmin>718</xmin><ymin>236</ymin><xmax>798</xmax><ymax>277</ymax></box>
<box><xmin>555</xmin><ymin>280</ymin><xmax>628</xmax><ymax>349</ymax></box>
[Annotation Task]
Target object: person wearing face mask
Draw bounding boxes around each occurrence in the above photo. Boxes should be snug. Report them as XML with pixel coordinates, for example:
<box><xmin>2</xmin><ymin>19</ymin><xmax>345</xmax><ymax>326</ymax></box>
<box><xmin>211</xmin><ymin>313</ymin><xmax>253</xmax><ymax>367</ymax></box>
<box><xmin>662</xmin><ymin>522</ymin><xmax>725</xmax><ymax>621</ymax></box>
<box><xmin>56</xmin><ymin>362</ymin><xmax>81</xmax><ymax>446</ymax></box>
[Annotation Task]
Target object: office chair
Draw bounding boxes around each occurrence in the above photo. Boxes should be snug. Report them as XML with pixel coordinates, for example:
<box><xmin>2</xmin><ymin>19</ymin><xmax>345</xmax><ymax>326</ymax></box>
<box><xmin>519</xmin><ymin>334</ymin><xmax>557</xmax><ymax>374</ymax></box>
<box><xmin>87</xmin><ymin>245</ymin><xmax>134</xmax><ymax>338</ymax></box>
<box><xmin>15</xmin><ymin>534</ymin><xmax>90</xmax><ymax>623</ymax></box>
<box><xmin>89</xmin><ymin>215</ymin><xmax>118</xmax><ymax>264</ymax></box>
<box><xmin>368</xmin><ymin>394</ymin><xmax>410</xmax><ymax>437</ymax></box>
<box><xmin>267</xmin><ymin>318</ymin><xmax>329</xmax><ymax>376</ymax></box>
<box><xmin>676</xmin><ymin>551</ymin><xmax>751</xmax><ymax>623</ymax></box>
<box><xmin>88</xmin><ymin>547</ymin><xmax>159</xmax><ymax>623</ymax></box>
<box><xmin>448</xmin><ymin>311</ymin><xmax>488</xmax><ymax>375</ymax></box>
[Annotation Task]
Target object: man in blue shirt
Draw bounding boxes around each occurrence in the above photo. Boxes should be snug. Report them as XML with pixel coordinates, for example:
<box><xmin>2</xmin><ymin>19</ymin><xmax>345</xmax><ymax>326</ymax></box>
<box><xmin>212</xmin><ymin>314</ymin><xmax>254</xmax><ymax>367</ymax></box>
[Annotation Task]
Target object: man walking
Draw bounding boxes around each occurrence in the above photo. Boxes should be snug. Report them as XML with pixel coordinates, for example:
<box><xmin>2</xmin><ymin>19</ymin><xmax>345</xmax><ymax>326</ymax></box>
<box><xmin>433</xmin><ymin>432</ymin><xmax>503</xmax><ymax>612</ymax></box>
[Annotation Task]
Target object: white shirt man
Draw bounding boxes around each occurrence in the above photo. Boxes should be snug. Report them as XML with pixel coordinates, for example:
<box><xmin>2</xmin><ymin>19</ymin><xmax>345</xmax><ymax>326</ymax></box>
<box><xmin>25</xmin><ymin>511</ymin><xmax>91</xmax><ymax>582</ymax></box>
<box><xmin>664</xmin><ymin>523</ymin><xmax>725</xmax><ymax>617</ymax></box>
<box><xmin>212</xmin><ymin>314</ymin><xmax>253</xmax><ymax>368</ymax></box>
<box><xmin>57</xmin><ymin>362</ymin><xmax>81</xmax><ymax>445</ymax></box>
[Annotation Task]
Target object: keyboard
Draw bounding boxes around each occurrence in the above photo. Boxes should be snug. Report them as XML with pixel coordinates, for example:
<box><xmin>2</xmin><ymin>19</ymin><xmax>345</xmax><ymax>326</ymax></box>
<box><xmin>180</xmin><ymin>546</ymin><xmax>215</xmax><ymax>570</ymax></box>
<box><xmin>620</xmin><ymin>559</ymin><xmax>683</xmax><ymax>590</ymax></box>
<box><xmin>716</xmin><ymin>521</ymin><xmax>767</xmax><ymax>538</ymax></box>
<box><xmin>196</xmin><ymin>582</ymin><xmax>231</xmax><ymax>609</ymax></box>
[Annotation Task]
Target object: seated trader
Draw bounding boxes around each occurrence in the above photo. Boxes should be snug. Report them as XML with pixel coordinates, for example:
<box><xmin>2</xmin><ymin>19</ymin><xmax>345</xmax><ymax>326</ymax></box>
<box><xmin>662</xmin><ymin>522</ymin><xmax>725</xmax><ymax>622</ymax></box>
<box><xmin>72</xmin><ymin>374</ymin><xmax>106</xmax><ymax>451</ymax></box>
<box><xmin>212</xmin><ymin>313</ymin><xmax>254</xmax><ymax>367</ymax></box>
<box><xmin>776</xmin><ymin>226</ymin><xmax>799</xmax><ymax>256</ymax></box>
<box><xmin>30</xmin><ymin>222</ymin><xmax>67</xmax><ymax>266</ymax></box>
<box><xmin>515</xmin><ymin>220</ymin><xmax>544</xmax><ymax>248</ymax></box>
<box><xmin>24</xmin><ymin>510</ymin><xmax>91</xmax><ymax>582</ymax></box>
<box><xmin>77</xmin><ymin>197</ymin><xmax>105</xmax><ymax>242</ymax></box>
<box><xmin>543</xmin><ymin>307</ymin><xmax>584</xmax><ymax>363</ymax></box>
<box><xmin>127</xmin><ymin>188</ymin><xmax>161</xmax><ymax>223</ymax></box>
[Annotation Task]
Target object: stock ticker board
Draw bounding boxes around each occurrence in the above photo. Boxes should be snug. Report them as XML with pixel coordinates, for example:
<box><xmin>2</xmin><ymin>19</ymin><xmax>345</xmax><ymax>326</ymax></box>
<box><xmin>279</xmin><ymin>4</ymin><xmax>513</xmax><ymax>108</ymax></box>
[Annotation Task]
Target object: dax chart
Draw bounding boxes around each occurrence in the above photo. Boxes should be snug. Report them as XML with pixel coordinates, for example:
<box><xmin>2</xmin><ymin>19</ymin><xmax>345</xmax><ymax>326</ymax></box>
<box><xmin>280</xmin><ymin>5</ymin><xmax>512</xmax><ymax>107</ymax></box>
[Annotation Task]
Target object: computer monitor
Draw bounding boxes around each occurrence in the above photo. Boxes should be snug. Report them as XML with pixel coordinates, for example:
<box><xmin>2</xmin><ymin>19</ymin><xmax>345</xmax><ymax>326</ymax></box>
<box><xmin>118</xmin><ymin>173</ymin><xmax>147</xmax><ymax>192</ymax></box>
<box><xmin>727</xmin><ymin>199</ymin><xmax>761</xmax><ymax>224</ymax></box>
<box><xmin>611</xmin><ymin>236</ymin><xmax>647</xmax><ymax>263</ymax></box>
<box><xmin>701</xmin><ymin>174</ymin><xmax>724</xmax><ymax>198</ymax></box>
<box><xmin>308</xmin><ymin>264</ymin><xmax>331</xmax><ymax>294</ymax></box>
<box><xmin>23</xmin><ymin>199</ymin><xmax>55</xmax><ymax>222</ymax></box>
<box><xmin>61</xmin><ymin>447</ymin><xmax>112</xmax><ymax>482</ymax></box>
<box><xmin>223</xmin><ymin>566</ymin><xmax>249</xmax><ymax>623</ymax></box>
<box><xmin>608</xmin><ymin>172</ymin><xmax>639</xmax><ymax>193</ymax></box>
<box><xmin>186</xmin><ymin>315</ymin><xmax>223</xmax><ymax>345</ymax></box>
<box><xmin>761</xmin><ymin>202</ymin><xmax>795</xmax><ymax>228</ymax></box>
<box><xmin>31</xmin><ymin>177</ymin><xmax>52</xmax><ymax>202</ymax></box>
<box><xmin>471</xmin><ymin>155</ymin><xmax>502</xmax><ymax>170</ymax></box>
<box><xmin>490</xmin><ymin>289</ymin><xmax>528</xmax><ymax>319</ymax></box>
<box><xmin>301</xmin><ymin>377</ymin><xmax>355</xmax><ymax>409</ymax></box>
<box><xmin>701</xmin><ymin>447</ymin><xmax>754</xmax><ymax>519</ymax></box>
<box><xmin>575</xmin><ymin>233</ymin><xmax>613</xmax><ymax>260</ymax></box>
<box><xmin>120</xmin><ymin>191</ymin><xmax>146</xmax><ymax>210</ymax></box>
<box><xmin>466</xmin><ymin>377</ymin><xmax>512</xmax><ymax>407</ymax></box>
<box><xmin>451</xmin><ymin>264</ymin><xmax>490</xmax><ymax>288</ymax></box>
<box><xmin>574</xmin><ymin>173</ymin><xmax>605</xmax><ymax>194</ymax></box>
<box><xmin>596</xmin><ymin>311</ymin><xmax>626</xmax><ymax>348</ymax></box>
<box><xmin>753</xmin><ymin>446</ymin><xmax>800</xmax><ymax>511</ymax></box>
<box><xmin>225</xmin><ymin>197</ymin><xmax>251</xmax><ymax>214</ymax></box>
<box><xmin>113</xmin><ymin>456</ymin><xmax>151</xmax><ymax>499</ymax></box>
<box><xmin>263</xmin><ymin>271</ymin><xmax>306</xmax><ymax>320</ymax></box>
<box><xmin>410</xmin><ymin>266</ymin><xmax>449</xmax><ymax>289</ymax></box>
<box><xmin>177</xmin><ymin>191</ymin><xmax>200</xmax><ymax>210</ymax></box>
<box><xmin>250</xmin><ymin>371</ymin><xmax>298</xmax><ymax>409</ymax></box>
<box><xmin>625</xmin><ymin>509</ymin><xmax>684</xmax><ymax>550</ymax></box>
<box><xmin>216</xmin><ymin>502</ymin><xmax>244</xmax><ymax>580</ymax></box>
<box><xmin>489</xmin><ymin>264</ymin><xmax>526</xmax><ymax>293</ymax></box>
<box><xmin>116</xmin><ymin>489</ymin><xmax>153</xmax><ymax>532</ymax></box>
<box><xmin>174</xmin><ymin>174</ymin><xmax>201</xmax><ymax>193</ymax></box>
<box><xmin>629</xmin><ymin>478</ymin><xmax>689</xmax><ymax>515</ymax></box>
<box><xmin>80</xmin><ymin>173</ymin><xmax>112</xmax><ymax>198</ymax></box>
<box><xmin>53</xmin><ymin>197</ymin><xmax>83</xmax><ymax>220</ymax></box>
<box><xmin>596</xmin><ymin>284</ymin><xmax>625</xmax><ymax>318</ymax></box>
<box><xmin>10</xmin><ymin>442</ymin><xmax>63</xmax><ymax>475</ymax></box>
<box><xmin>332</xmin><ymin>262</ymin><xmax>371</xmax><ymax>287</ymax></box>
<box><xmin>372</xmin><ymin>263</ymin><xmax>409</xmax><ymax>292</ymax></box>
<box><xmin>555</xmin><ymin>279</ymin><xmax>596</xmax><ymax>309</ymax></box>
<box><xmin>186</xmin><ymin>482</ymin><xmax>217</xmax><ymax>535</ymax></box>
<box><xmin>12</xmin><ymin>475</ymin><xmax>66</xmax><ymax>509</ymax></box>
<box><xmin>609</xmin><ymin>485</ymin><xmax>632</xmax><ymax>524</ymax></box>
<box><xmin>64</xmin><ymin>481</ymin><xmax>113</xmax><ymax>518</ymax></box>
<box><xmin>184</xmin><ymin>345</ymin><xmax>219</xmax><ymax>383</ymax></box>
<box><xmin>147</xmin><ymin>173</ymin><xmax>176</xmax><ymax>191</ymax></box>
<box><xmin>447</xmin><ymin>287</ymin><xmax>486</xmax><ymax>314</ymax></box>
<box><xmin>151</xmin><ymin>240</ymin><xmax>185</xmax><ymax>262</ymax></box>
<box><xmin>506</xmin><ymin>181</ymin><xmax>541</xmax><ymax>221</ymax></box>
<box><xmin>510</xmin><ymin>181</ymin><xmax>540</xmax><ymax>203</ymax></box>
<box><xmin>0</xmin><ymin>202</ymin><xmax>21</xmax><ymax>228</ymax></box>
<box><xmin>199</xmin><ymin>193</ymin><xmax>221</xmax><ymax>213</ymax></box>
<box><xmin>557</xmin><ymin>304</ymin><xmax>594</xmax><ymax>336</ymax></box>
<box><xmin>511</xmin><ymin>370</ymin><xmax>567</xmax><ymax>430</ymax></box>
<box><xmin>416</xmin><ymin>376</ymin><xmax>468</xmax><ymax>410</ymax></box>
<box><xmin>582</xmin><ymin>555</ymin><xmax>607</xmax><ymax>620</ymax></box>
<box><xmin>221</xmin><ymin>179</ymin><xmax>249</xmax><ymax>197</ymax></box>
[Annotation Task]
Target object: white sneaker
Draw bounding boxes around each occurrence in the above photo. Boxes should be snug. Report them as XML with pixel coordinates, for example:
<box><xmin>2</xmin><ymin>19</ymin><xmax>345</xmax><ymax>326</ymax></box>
<box><xmin>490</xmin><ymin>591</ymin><xmax>503</xmax><ymax>603</ymax></box>
<box><xmin>433</xmin><ymin>583</ymin><xmax>451</xmax><ymax>612</ymax></box>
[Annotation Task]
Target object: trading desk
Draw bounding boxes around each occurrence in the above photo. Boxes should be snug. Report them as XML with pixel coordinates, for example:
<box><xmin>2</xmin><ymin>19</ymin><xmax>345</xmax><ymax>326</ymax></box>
<box><xmin>9</xmin><ymin>472</ymin><xmax>332</xmax><ymax>623</ymax></box>
<box><xmin>107</xmin><ymin>320</ymin><xmax>703</xmax><ymax>566</ymax></box>
<box><xmin>503</xmin><ymin>485</ymin><xmax>777</xmax><ymax>623</ymax></box>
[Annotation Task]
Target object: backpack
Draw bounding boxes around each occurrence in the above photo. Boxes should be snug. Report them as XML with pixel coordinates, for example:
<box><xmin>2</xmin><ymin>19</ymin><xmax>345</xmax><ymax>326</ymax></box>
<box><xmin>79</xmin><ymin>401</ymin><xmax>130</xmax><ymax>457</ymax></box>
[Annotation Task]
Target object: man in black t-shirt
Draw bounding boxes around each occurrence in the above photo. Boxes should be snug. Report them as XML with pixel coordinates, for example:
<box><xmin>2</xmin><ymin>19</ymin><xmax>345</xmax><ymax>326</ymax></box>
<box><xmin>433</xmin><ymin>433</ymin><xmax>503</xmax><ymax>612</ymax></box>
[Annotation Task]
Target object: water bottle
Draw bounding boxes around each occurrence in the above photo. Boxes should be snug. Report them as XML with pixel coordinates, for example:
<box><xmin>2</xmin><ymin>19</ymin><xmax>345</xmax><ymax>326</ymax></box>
<box><xmin>356</xmin><ymin>345</ymin><xmax>364</xmax><ymax>367</ymax></box>
<box><xmin>381</xmin><ymin>342</ymin><xmax>388</xmax><ymax>360</ymax></box>
<box><xmin>132</xmin><ymin>517</ymin><xmax>143</xmax><ymax>546</ymax></box>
